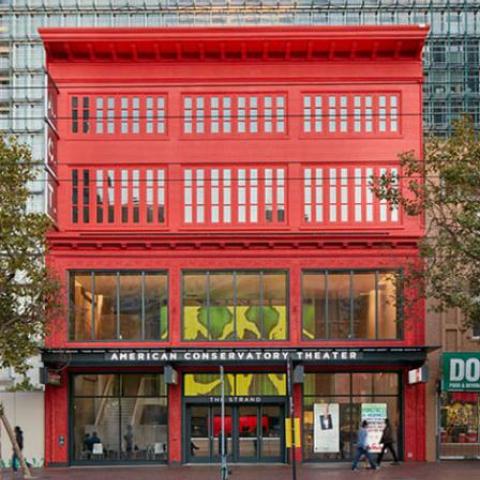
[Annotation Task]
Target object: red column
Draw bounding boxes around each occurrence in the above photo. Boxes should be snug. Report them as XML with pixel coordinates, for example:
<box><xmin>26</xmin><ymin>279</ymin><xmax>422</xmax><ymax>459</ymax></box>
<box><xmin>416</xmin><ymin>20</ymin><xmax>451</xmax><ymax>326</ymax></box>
<box><xmin>44</xmin><ymin>371</ymin><xmax>69</xmax><ymax>466</ymax></box>
<box><xmin>168</xmin><ymin>376</ymin><xmax>183</xmax><ymax>464</ymax></box>
<box><xmin>403</xmin><ymin>374</ymin><xmax>426</xmax><ymax>461</ymax></box>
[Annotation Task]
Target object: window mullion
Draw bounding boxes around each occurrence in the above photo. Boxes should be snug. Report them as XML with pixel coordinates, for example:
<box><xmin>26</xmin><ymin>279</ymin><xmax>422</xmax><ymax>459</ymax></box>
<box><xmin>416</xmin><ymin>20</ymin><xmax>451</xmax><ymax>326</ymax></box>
<box><xmin>141</xmin><ymin>272</ymin><xmax>146</xmax><ymax>340</ymax></box>
<box><xmin>260</xmin><ymin>271</ymin><xmax>264</xmax><ymax>341</ymax></box>
<box><xmin>375</xmin><ymin>270</ymin><xmax>379</xmax><ymax>340</ymax></box>
<box><xmin>349</xmin><ymin>271</ymin><xmax>354</xmax><ymax>339</ymax></box>
<box><xmin>206</xmin><ymin>272</ymin><xmax>211</xmax><ymax>341</ymax></box>
<box><xmin>325</xmin><ymin>271</ymin><xmax>329</xmax><ymax>340</ymax></box>
<box><xmin>233</xmin><ymin>271</ymin><xmax>238</xmax><ymax>341</ymax></box>
<box><xmin>116</xmin><ymin>272</ymin><xmax>120</xmax><ymax>340</ymax></box>
<box><xmin>91</xmin><ymin>272</ymin><xmax>95</xmax><ymax>340</ymax></box>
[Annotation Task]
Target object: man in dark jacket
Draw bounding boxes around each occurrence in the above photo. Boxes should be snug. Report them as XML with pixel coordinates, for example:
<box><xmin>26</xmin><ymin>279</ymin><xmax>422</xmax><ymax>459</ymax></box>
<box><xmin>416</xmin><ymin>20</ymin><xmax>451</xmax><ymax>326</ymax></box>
<box><xmin>377</xmin><ymin>418</ymin><xmax>400</xmax><ymax>465</ymax></box>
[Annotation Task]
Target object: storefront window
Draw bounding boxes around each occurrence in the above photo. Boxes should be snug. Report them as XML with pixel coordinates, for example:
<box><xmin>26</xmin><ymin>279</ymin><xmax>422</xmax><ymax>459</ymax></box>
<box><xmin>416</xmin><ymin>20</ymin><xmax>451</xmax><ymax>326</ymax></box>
<box><xmin>184</xmin><ymin>373</ymin><xmax>287</xmax><ymax>397</ymax></box>
<box><xmin>303</xmin><ymin>373</ymin><xmax>400</xmax><ymax>461</ymax></box>
<box><xmin>72</xmin><ymin>374</ymin><xmax>167</xmax><ymax>463</ymax></box>
<box><xmin>182</xmin><ymin>270</ymin><xmax>288</xmax><ymax>341</ymax></box>
<box><xmin>302</xmin><ymin>270</ymin><xmax>401</xmax><ymax>340</ymax></box>
<box><xmin>70</xmin><ymin>271</ymin><xmax>168</xmax><ymax>341</ymax></box>
<box><xmin>440</xmin><ymin>392</ymin><xmax>479</xmax><ymax>457</ymax></box>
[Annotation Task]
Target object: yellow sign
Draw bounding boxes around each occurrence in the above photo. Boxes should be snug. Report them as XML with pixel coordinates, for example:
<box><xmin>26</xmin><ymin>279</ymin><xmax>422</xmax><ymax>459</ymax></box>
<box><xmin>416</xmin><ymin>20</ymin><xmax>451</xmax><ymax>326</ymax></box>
<box><xmin>285</xmin><ymin>417</ymin><xmax>301</xmax><ymax>448</ymax></box>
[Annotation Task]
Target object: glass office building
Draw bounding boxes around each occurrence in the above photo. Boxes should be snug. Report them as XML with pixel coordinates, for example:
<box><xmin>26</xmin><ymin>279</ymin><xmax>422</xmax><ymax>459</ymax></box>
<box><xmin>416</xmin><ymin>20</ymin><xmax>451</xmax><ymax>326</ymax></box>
<box><xmin>0</xmin><ymin>0</ymin><xmax>479</xmax><ymax>209</ymax></box>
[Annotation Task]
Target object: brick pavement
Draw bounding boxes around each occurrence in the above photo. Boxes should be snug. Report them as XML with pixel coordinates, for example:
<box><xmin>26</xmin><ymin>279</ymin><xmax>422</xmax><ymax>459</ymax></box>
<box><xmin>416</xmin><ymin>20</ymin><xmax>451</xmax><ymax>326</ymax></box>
<box><xmin>2</xmin><ymin>462</ymin><xmax>480</xmax><ymax>480</ymax></box>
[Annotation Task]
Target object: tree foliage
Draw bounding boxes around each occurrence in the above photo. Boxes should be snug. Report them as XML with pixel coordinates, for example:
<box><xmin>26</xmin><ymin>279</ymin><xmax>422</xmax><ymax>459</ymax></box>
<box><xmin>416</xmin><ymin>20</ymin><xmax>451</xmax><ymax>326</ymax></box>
<box><xmin>373</xmin><ymin>117</ymin><xmax>480</xmax><ymax>328</ymax></box>
<box><xmin>0</xmin><ymin>135</ymin><xmax>59</xmax><ymax>374</ymax></box>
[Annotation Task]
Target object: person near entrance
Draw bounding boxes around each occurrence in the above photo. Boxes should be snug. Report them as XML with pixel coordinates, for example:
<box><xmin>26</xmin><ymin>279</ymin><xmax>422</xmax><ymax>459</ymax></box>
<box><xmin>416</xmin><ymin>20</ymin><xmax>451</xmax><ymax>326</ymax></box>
<box><xmin>351</xmin><ymin>421</ymin><xmax>378</xmax><ymax>471</ymax></box>
<box><xmin>377</xmin><ymin>418</ymin><xmax>400</xmax><ymax>466</ymax></box>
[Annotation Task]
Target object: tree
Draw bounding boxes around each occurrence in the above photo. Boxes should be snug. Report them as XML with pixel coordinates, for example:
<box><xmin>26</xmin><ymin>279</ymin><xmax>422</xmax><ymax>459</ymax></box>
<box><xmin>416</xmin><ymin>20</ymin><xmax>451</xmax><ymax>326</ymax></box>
<box><xmin>372</xmin><ymin>117</ymin><xmax>480</xmax><ymax>328</ymax></box>
<box><xmin>0</xmin><ymin>135</ymin><xmax>59</xmax><ymax>375</ymax></box>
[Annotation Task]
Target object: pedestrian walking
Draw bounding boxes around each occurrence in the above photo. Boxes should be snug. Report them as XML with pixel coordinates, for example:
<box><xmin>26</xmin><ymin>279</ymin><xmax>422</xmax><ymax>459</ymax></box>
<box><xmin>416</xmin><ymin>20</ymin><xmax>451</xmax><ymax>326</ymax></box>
<box><xmin>351</xmin><ymin>420</ymin><xmax>378</xmax><ymax>471</ymax></box>
<box><xmin>377</xmin><ymin>418</ymin><xmax>400</xmax><ymax>465</ymax></box>
<box><xmin>11</xmin><ymin>426</ymin><xmax>24</xmax><ymax>472</ymax></box>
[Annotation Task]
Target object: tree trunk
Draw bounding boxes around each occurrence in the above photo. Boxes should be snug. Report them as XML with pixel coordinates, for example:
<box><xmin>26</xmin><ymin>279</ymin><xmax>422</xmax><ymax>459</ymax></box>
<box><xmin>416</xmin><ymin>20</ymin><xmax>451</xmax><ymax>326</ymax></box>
<box><xmin>0</xmin><ymin>403</ymin><xmax>32</xmax><ymax>479</ymax></box>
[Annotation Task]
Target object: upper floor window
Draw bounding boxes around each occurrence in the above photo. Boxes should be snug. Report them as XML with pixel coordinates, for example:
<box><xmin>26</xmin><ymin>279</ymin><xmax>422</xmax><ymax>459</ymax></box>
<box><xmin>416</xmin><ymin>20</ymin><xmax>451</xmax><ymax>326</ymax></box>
<box><xmin>303</xmin><ymin>93</ymin><xmax>400</xmax><ymax>136</ymax></box>
<box><xmin>182</xmin><ymin>93</ymin><xmax>287</xmax><ymax>137</ymax></box>
<box><xmin>303</xmin><ymin>166</ymin><xmax>399</xmax><ymax>225</ymax></box>
<box><xmin>70</xmin><ymin>94</ymin><xmax>167</xmax><ymax>137</ymax></box>
<box><xmin>302</xmin><ymin>270</ymin><xmax>401</xmax><ymax>340</ymax></box>
<box><xmin>183</xmin><ymin>166</ymin><xmax>285</xmax><ymax>226</ymax></box>
<box><xmin>71</xmin><ymin>167</ymin><xmax>166</xmax><ymax>227</ymax></box>
<box><xmin>70</xmin><ymin>271</ymin><xmax>168</xmax><ymax>341</ymax></box>
<box><xmin>183</xmin><ymin>270</ymin><xmax>288</xmax><ymax>341</ymax></box>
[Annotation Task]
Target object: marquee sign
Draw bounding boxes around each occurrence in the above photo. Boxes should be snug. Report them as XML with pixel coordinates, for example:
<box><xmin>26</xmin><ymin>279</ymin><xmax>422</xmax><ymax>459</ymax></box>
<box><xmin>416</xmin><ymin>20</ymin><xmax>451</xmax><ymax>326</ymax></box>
<box><xmin>42</xmin><ymin>346</ymin><xmax>428</xmax><ymax>368</ymax></box>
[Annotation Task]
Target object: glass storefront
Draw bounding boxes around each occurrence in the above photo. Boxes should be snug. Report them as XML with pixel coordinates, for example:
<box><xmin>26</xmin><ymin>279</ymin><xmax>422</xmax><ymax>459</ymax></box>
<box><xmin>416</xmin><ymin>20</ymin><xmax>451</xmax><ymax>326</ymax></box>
<box><xmin>440</xmin><ymin>392</ymin><xmax>480</xmax><ymax>458</ymax></box>
<box><xmin>72</xmin><ymin>373</ymin><xmax>168</xmax><ymax>463</ymax></box>
<box><xmin>303</xmin><ymin>372</ymin><xmax>401</xmax><ymax>461</ymax></box>
<box><xmin>302</xmin><ymin>270</ymin><xmax>401</xmax><ymax>340</ymax></box>
<box><xmin>183</xmin><ymin>270</ymin><xmax>288</xmax><ymax>341</ymax></box>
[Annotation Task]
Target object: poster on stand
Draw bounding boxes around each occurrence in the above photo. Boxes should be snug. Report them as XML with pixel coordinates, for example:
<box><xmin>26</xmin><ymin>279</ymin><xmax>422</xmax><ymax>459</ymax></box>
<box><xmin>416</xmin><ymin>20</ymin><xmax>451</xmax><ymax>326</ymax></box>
<box><xmin>313</xmin><ymin>403</ymin><xmax>339</xmax><ymax>453</ymax></box>
<box><xmin>361</xmin><ymin>403</ymin><xmax>387</xmax><ymax>453</ymax></box>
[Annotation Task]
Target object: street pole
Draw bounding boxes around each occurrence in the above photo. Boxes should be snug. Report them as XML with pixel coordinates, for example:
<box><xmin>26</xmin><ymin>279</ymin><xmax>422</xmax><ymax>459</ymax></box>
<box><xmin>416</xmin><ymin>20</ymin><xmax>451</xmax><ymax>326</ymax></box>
<box><xmin>287</xmin><ymin>359</ymin><xmax>297</xmax><ymax>480</ymax></box>
<box><xmin>220</xmin><ymin>365</ymin><xmax>228</xmax><ymax>480</ymax></box>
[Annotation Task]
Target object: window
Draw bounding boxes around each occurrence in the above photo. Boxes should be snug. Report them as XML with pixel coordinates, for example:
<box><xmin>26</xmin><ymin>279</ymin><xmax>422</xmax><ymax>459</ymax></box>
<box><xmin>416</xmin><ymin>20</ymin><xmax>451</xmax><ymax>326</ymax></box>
<box><xmin>303</xmin><ymin>373</ymin><xmax>400</xmax><ymax>462</ymax></box>
<box><xmin>183</xmin><ymin>270</ymin><xmax>288</xmax><ymax>341</ymax></box>
<box><xmin>303</xmin><ymin>166</ymin><xmax>399</xmax><ymax>225</ymax></box>
<box><xmin>72</xmin><ymin>374</ymin><xmax>167</xmax><ymax>463</ymax></box>
<box><xmin>95</xmin><ymin>97</ymin><xmax>104</xmax><ymax>134</ymax></box>
<box><xmin>302</xmin><ymin>93</ymin><xmax>400</xmax><ymax>135</ymax></box>
<box><xmin>71</xmin><ymin>95</ymin><xmax>166</xmax><ymax>136</ymax></box>
<box><xmin>302</xmin><ymin>270</ymin><xmax>401</xmax><ymax>340</ymax></box>
<box><xmin>70</xmin><ymin>271</ymin><xmax>168</xmax><ymax>341</ymax></box>
<box><xmin>182</xmin><ymin>93</ymin><xmax>287</xmax><ymax>136</ymax></box>
<box><xmin>183</xmin><ymin>167</ymin><xmax>286</xmax><ymax>226</ymax></box>
<box><xmin>71</xmin><ymin>168</ymin><xmax>166</xmax><ymax>226</ymax></box>
<box><xmin>71</xmin><ymin>96</ymin><xmax>78</xmax><ymax>133</ymax></box>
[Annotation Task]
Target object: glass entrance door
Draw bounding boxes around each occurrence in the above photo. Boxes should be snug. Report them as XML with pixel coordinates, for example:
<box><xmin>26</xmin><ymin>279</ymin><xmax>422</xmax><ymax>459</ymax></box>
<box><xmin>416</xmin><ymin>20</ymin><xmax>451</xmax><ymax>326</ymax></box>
<box><xmin>188</xmin><ymin>405</ymin><xmax>233</xmax><ymax>462</ymax></box>
<box><xmin>186</xmin><ymin>403</ymin><xmax>285</xmax><ymax>463</ymax></box>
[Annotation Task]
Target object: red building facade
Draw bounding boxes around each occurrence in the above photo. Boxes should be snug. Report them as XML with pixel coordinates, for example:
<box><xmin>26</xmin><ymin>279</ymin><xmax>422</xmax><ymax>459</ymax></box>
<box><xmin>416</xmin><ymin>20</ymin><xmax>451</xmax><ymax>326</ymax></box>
<box><xmin>40</xmin><ymin>26</ymin><xmax>428</xmax><ymax>466</ymax></box>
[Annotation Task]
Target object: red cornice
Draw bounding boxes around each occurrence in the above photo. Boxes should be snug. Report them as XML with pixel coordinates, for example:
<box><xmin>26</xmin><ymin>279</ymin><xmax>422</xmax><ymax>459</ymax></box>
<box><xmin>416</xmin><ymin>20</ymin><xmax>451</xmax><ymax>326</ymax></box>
<box><xmin>39</xmin><ymin>25</ymin><xmax>429</xmax><ymax>63</ymax></box>
<box><xmin>47</xmin><ymin>232</ymin><xmax>420</xmax><ymax>252</ymax></box>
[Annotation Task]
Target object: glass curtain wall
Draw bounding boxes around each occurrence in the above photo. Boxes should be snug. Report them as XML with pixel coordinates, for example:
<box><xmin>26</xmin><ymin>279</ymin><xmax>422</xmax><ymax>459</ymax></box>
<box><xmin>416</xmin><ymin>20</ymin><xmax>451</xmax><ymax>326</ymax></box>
<box><xmin>72</xmin><ymin>373</ymin><xmax>168</xmax><ymax>463</ymax></box>
<box><xmin>303</xmin><ymin>372</ymin><xmax>400</xmax><ymax>461</ymax></box>
<box><xmin>183</xmin><ymin>270</ymin><xmax>288</xmax><ymax>341</ymax></box>
<box><xmin>70</xmin><ymin>271</ymin><xmax>168</xmax><ymax>341</ymax></box>
<box><xmin>302</xmin><ymin>270</ymin><xmax>400</xmax><ymax>340</ymax></box>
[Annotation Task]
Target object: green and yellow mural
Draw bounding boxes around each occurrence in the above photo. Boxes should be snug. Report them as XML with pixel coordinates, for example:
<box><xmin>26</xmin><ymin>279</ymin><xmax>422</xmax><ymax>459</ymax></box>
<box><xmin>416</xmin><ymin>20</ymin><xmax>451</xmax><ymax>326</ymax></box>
<box><xmin>184</xmin><ymin>373</ymin><xmax>287</xmax><ymax>397</ymax></box>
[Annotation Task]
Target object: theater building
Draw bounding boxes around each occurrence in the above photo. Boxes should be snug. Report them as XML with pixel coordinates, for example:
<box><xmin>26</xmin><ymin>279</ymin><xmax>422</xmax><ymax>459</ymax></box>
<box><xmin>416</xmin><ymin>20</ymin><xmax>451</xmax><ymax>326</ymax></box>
<box><xmin>40</xmin><ymin>25</ymin><xmax>429</xmax><ymax>466</ymax></box>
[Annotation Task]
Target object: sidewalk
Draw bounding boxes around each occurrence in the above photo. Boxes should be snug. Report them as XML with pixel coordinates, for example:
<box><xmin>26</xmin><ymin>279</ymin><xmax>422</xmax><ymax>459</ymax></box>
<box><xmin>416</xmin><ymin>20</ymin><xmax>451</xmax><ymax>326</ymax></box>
<box><xmin>2</xmin><ymin>462</ymin><xmax>480</xmax><ymax>480</ymax></box>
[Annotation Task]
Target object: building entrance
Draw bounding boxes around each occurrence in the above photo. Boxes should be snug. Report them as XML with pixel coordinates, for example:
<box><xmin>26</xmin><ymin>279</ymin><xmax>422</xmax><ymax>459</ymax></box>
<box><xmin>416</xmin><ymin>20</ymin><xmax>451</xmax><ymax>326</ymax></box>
<box><xmin>186</xmin><ymin>403</ymin><xmax>285</xmax><ymax>463</ymax></box>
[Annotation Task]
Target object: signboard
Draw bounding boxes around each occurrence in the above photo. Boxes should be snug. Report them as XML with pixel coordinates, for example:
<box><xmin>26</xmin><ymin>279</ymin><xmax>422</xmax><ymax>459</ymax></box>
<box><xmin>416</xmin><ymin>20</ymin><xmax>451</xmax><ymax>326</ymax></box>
<box><xmin>46</xmin><ymin>171</ymin><xmax>58</xmax><ymax>222</ymax></box>
<box><xmin>408</xmin><ymin>365</ymin><xmax>428</xmax><ymax>384</ymax></box>
<box><xmin>313</xmin><ymin>403</ymin><xmax>339</xmax><ymax>453</ymax></box>
<box><xmin>46</xmin><ymin>124</ymin><xmax>58</xmax><ymax>176</ymax></box>
<box><xmin>40</xmin><ymin>367</ymin><xmax>62</xmax><ymax>386</ymax></box>
<box><xmin>442</xmin><ymin>353</ymin><xmax>480</xmax><ymax>392</ymax></box>
<box><xmin>361</xmin><ymin>403</ymin><xmax>387</xmax><ymax>453</ymax></box>
<box><xmin>105</xmin><ymin>349</ymin><xmax>360</xmax><ymax>363</ymax></box>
